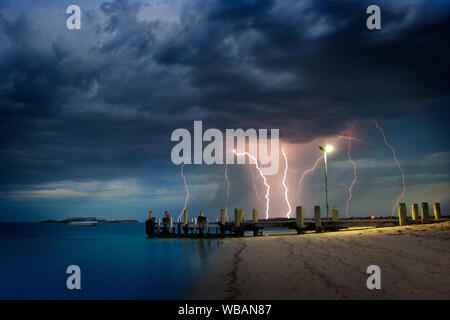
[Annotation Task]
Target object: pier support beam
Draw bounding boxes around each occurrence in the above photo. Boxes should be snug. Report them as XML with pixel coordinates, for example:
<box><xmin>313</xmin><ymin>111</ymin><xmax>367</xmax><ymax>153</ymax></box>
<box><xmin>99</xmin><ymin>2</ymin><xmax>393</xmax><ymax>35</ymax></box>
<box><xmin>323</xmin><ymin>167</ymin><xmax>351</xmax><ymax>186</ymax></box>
<box><xmin>314</xmin><ymin>206</ymin><xmax>322</xmax><ymax>233</ymax></box>
<box><xmin>234</xmin><ymin>208</ymin><xmax>240</xmax><ymax>228</ymax></box>
<box><xmin>412</xmin><ymin>204</ymin><xmax>419</xmax><ymax>221</ymax></box>
<box><xmin>296</xmin><ymin>206</ymin><xmax>304</xmax><ymax>234</ymax></box>
<box><xmin>252</xmin><ymin>209</ymin><xmax>258</xmax><ymax>222</ymax></box>
<box><xmin>331</xmin><ymin>206</ymin><xmax>339</xmax><ymax>221</ymax></box>
<box><xmin>433</xmin><ymin>203</ymin><xmax>441</xmax><ymax>220</ymax></box>
<box><xmin>421</xmin><ymin>202</ymin><xmax>430</xmax><ymax>223</ymax></box>
<box><xmin>220</xmin><ymin>209</ymin><xmax>227</xmax><ymax>225</ymax></box>
<box><xmin>398</xmin><ymin>203</ymin><xmax>407</xmax><ymax>226</ymax></box>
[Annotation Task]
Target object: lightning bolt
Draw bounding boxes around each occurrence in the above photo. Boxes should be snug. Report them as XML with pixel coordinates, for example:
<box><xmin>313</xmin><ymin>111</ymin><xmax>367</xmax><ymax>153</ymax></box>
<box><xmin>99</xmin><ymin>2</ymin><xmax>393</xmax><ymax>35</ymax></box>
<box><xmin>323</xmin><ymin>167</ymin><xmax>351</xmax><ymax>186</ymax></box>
<box><xmin>373</xmin><ymin>121</ymin><xmax>406</xmax><ymax>215</ymax></box>
<box><xmin>297</xmin><ymin>155</ymin><xmax>324</xmax><ymax>203</ymax></box>
<box><xmin>178</xmin><ymin>163</ymin><xmax>190</xmax><ymax>220</ymax></box>
<box><xmin>224</xmin><ymin>163</ymin><xmax>230</xmax><ymax>217</ymax></box>
<box><xmin>251</xmin><ymin>167</ymin><xmax>264</xmax><ymax>205</ymax></box>
<box><xmin>345</xmin><ymin>137</ymin><xmax>357</xmax><ymax>218</ymax></box>
<box><xmin>233</xmin><ymin>149</ymin><xmax>270</xmax><ymax>219</ymax></box>
<box><xmin>281</xmin><ymin>148</ymin><xmax>292</xmax><ymax>218</ymax></box>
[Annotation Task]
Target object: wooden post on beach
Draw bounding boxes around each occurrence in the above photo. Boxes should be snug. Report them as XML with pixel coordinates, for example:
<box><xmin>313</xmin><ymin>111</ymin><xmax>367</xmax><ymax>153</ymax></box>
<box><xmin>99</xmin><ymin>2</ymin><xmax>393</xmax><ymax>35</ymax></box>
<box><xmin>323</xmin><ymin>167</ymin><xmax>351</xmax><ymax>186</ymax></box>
<box><xmin>220</xmin><ymin>209</ymin><xmax>227</xmax><ymax>224</ymax></box>
<box><xmin>412</xmin><ymin>204</ymin><xmax>419</xmax><ymax>221</ymax></box>
<box><xmin>421</xmin><ymin>202</ymin><xmax>429</xmax><ymax>223</ymax></box>
<box><xmin>295</xmin><ymin>206</ymin><xmax>304</xmax><ymax>235</ymax></box>
<box><xmin>239</xmin><ymin>209</ymin><xmax>245</xmax><ymax>236</ymax></box>
<box><xmin>331</xmin><ymin>207</ymin><xmax>339</xmax><ymax>221</ymax></box>
<box><xmin>314</xmin><ymin>206</ymin><xmax>322</xmax><ymax>233</ymax></box>
<box><xmin>234</xmin><ymin>209</ymin><xmax>240</xmax><ymax>227</ymax></box>
<box><xmin>398</xmin><ymin>203</ymin><xmax>407</xmax><ymax>226</ymax></box>
<box><xmin>433</xmin><ymin>203</ymin><xmax>441</xmax><ymax>220</ymax></box>
<box><xmin>252</xmin><ymin>209</ymin><xmax>258</xmax><ymax>222</ymax></box>
<box><xmin>252</xmin><ymin>209</ymin><xmax>259</xmax><ymax>236</ymax></box>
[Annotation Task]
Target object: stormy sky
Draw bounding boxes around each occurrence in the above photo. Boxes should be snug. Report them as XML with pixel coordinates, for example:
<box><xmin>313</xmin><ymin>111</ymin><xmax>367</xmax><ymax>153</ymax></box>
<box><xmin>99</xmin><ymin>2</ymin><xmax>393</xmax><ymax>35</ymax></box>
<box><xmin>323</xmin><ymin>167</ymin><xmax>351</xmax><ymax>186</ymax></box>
<box><xmin>0</xmin><ymin>0</ymin><xmax>448</xmax><ymax>222</ymax></box>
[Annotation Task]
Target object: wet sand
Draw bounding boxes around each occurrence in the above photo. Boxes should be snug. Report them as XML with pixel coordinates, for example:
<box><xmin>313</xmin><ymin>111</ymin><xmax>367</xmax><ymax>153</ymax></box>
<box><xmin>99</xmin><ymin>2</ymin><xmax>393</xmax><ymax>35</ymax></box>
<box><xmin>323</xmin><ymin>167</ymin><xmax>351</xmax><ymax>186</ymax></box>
<box><xmin>194</xmin><ymin>221</ymin><xmax>450</xmax><ymax>299</ymax></box>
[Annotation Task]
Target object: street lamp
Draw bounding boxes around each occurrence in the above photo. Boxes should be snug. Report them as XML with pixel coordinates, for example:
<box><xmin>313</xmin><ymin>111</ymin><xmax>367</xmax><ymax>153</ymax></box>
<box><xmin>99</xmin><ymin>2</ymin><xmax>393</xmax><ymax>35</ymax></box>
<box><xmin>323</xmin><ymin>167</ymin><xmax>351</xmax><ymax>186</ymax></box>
<box><xmin>319</xmin><ymin>145</ymin><xmax>333</xmax><ymax>219</ymax></box>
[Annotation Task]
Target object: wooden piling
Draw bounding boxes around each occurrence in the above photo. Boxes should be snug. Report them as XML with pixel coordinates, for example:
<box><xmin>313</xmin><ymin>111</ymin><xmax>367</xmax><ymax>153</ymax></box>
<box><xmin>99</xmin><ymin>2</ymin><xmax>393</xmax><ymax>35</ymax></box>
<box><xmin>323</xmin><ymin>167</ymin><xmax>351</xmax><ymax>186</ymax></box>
<box><xmin>421</xmin><ymin>202</ymin><xmax>429</xmax><ymax>223</ymax></box>
<box><xmin>398</xmin><ymin>203</ymin><xmax>407</xmax><ymax>226</ymax></box>
<box><xmin>234</xmin><ymin>209</ymin><xmax>240</xmax><ymax>227</ymax></box>
<box><xmin>252</xmin><ymin>209</ymin><xmax>258</xmax><ymax>222</ymax></box>
<box><xmin>314</xmin><ymin>206</ymin><xmax>322</xmax><ymax>233</ymax></box>
<box><xmin>412</xmin><ymin>204</ymin><xmax>419</xmax><ymax>221</ymax></box>
<box><xmin>433</xmin><ymin>203</ymin><xmax>441</xmax><ymax>220</ymax></box>
<box><xmin>296</xmin><ymin>206</ymin><xmax>304</xmax><ymax>228</ymax></box>
<box><xmin>331</xmin><ymin>206</ymin><xmax>339</xmax><ymax>221</ymax></box>
<box><xmin>184</xmin><ymin>210</ymin><xmax>188</xmax><ymax>225</ymax></box>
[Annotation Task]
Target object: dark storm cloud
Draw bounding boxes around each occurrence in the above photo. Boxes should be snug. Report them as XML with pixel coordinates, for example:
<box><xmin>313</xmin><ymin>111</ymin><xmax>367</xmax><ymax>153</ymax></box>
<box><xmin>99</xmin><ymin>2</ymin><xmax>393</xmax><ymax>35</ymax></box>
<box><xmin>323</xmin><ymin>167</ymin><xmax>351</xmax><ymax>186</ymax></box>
<box><xmin>0</xmin><ymin>0</ymin><xmax>449</xmax><ymax>189</ymax></box>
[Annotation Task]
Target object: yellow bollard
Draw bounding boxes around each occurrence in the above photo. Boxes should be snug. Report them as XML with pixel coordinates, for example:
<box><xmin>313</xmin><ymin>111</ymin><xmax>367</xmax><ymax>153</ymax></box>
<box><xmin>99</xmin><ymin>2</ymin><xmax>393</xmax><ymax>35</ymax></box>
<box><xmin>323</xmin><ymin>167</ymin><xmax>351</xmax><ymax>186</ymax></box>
<box><xmin>252</xmin><ymin>209</ymin><xmax>258</xmax><ymax>222</ymax></box>
<box><xmin>411</xmin><ymin>204</ymin><xmax>419</xmax><ymax>221</ymax></box>
<box><xmin>421</xmin><ymin>202</ymin><xmax>429</xmax><ymax>223</ymax></box>
<box><xmin>331</xmin><ymin>207</ymin><xmax>339</xmax><ymax>221</ymax></box>
<box><xmin>314</xmin><ymin>206</ymin><xmax>322</xmax><ymax>233</ymax></box>
<box><xmin>220</xmin><ymin>209</ymin><xmax>227</xmax><ymax>224</ymax></box>
<box><xmin>398</xmin><ymin>203</ymin><xmax>407</xmax><ymax>226</ymax></box>
<box><xmin>433</xmin><ymin>203</ymin><xmax>441</xmax><ymax>220</ymax></box>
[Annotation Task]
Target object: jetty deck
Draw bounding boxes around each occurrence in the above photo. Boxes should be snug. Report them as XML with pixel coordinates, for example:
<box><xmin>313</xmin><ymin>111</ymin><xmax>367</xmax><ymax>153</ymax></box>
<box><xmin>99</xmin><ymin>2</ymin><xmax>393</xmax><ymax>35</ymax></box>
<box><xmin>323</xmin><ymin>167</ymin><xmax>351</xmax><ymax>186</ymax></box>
<box><xmin>145</xmin><ymin>202</ymin><xmax>447</xmax><ymax>239</ymax></box>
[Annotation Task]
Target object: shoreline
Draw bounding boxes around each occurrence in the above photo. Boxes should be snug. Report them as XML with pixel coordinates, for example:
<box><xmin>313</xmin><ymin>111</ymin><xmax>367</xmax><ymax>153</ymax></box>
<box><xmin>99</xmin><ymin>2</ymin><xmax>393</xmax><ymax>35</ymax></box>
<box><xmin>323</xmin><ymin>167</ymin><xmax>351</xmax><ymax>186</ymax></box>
<box><xmin>193</xmin><ymin>222</ymin><xmax>450</xmax><ymax>300</ymax></box>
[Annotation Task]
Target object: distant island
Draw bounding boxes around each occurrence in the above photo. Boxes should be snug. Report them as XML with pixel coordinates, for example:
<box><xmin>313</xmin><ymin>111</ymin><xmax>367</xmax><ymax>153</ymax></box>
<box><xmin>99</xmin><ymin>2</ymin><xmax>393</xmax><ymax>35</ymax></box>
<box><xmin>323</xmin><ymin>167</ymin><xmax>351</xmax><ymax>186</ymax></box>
<box><xmin>40</xmin><ymin>217</ymin><xmax>138</xmax><ymax>224</ymax></box>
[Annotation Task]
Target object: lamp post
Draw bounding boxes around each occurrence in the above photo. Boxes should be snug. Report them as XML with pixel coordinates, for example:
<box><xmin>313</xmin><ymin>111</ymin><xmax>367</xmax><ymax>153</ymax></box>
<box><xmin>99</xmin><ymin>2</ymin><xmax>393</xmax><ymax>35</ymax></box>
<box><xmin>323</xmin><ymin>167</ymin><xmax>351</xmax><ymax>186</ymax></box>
<box><xmin>319</xmin><ymin>145</ymin><xmax>333</xmax><ymax>219</ymax></box>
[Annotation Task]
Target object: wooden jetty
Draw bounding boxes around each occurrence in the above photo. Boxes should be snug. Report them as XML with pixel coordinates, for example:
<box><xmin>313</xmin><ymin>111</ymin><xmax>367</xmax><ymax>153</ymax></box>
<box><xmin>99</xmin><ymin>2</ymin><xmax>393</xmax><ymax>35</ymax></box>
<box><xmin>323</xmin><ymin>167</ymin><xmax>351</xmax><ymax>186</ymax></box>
<box><xmin>145</xmin><ymin>203</ymin><xmax>448</xmax><ymax>239</ymax></box>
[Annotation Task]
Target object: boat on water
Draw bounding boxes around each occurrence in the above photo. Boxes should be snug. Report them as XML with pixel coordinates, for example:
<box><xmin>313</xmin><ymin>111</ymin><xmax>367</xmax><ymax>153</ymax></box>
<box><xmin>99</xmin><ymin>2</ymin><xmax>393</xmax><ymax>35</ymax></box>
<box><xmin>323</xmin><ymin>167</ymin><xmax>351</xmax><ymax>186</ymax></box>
<box><xmin>67</xmin><ymin>218</ymin><xmax>99</xmax><ymax>226</ymax></box>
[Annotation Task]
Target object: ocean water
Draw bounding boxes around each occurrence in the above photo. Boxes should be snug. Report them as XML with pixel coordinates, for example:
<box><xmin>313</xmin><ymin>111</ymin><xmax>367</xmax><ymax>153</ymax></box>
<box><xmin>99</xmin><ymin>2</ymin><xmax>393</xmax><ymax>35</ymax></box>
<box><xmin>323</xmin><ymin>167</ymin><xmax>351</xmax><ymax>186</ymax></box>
<box><xmin>0</xmin><ymin>223</ymin><xmax>221</xmax><ymax>299</ymax></box>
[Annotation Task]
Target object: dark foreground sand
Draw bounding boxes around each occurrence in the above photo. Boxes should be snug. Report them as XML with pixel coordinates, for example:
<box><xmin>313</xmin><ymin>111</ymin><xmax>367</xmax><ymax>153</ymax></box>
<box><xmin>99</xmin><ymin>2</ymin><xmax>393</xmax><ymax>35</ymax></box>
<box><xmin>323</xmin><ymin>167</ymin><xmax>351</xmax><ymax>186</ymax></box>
<box><xmin>194</xmin><ymin>221</ymin><xmax>450</xmax><ymax>299</ymax></box>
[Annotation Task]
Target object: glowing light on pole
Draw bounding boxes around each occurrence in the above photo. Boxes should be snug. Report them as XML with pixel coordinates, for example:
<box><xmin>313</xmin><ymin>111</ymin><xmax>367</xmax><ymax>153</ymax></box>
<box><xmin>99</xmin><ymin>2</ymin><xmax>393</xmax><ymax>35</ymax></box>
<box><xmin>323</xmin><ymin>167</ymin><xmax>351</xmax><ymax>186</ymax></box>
<box><xmin>373</xmin><ymin>121</ymin><xmax>406</xmax><ymax>215</ymax></box>
<box><xmin>233</xmin><ymin>149</ymin><xmax>270</xmax><ymax>219</ymax></box>
<box><xmin>319</xmin><ymin>145</ymin><xmax>333</xmax><ymax>219</ymax></box>
<box><xmin>178</xmin><ymin>163</ymin><xmax>190</xmax><ymax>220</ymax></box>
<box><xmin>281</xmin><ymin>148</ymin><xmax>292</xmax><ymax>218</ymax></box>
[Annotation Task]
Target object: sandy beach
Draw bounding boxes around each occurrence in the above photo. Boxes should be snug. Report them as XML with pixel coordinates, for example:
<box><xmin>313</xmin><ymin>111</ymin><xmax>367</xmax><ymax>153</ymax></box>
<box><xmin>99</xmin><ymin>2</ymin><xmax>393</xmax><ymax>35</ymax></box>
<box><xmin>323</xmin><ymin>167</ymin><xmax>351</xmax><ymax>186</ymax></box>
<box><xmin>194</xmin><ymin>221</ymin><xmax>450</xmax><ymax>300</ymax></box>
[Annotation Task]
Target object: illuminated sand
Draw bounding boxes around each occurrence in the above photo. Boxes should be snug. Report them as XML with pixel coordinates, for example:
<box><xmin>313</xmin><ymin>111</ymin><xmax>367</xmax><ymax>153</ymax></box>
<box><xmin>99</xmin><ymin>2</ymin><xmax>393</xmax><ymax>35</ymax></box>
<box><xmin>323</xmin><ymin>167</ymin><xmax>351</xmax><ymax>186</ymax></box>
<box><xmin>194</xmin><ymin>221</ymin><xmax>450</xmax><ymax>299</ymax></box>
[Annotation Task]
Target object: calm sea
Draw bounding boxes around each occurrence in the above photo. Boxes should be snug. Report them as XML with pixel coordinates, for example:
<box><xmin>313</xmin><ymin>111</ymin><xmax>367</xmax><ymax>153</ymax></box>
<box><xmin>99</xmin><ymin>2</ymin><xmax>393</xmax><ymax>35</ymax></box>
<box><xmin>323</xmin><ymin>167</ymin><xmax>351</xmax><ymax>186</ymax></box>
<box><xmin>0</xmin><ymin>223</ymin><xmax>221</xmax><ymax>299</ymax></box>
